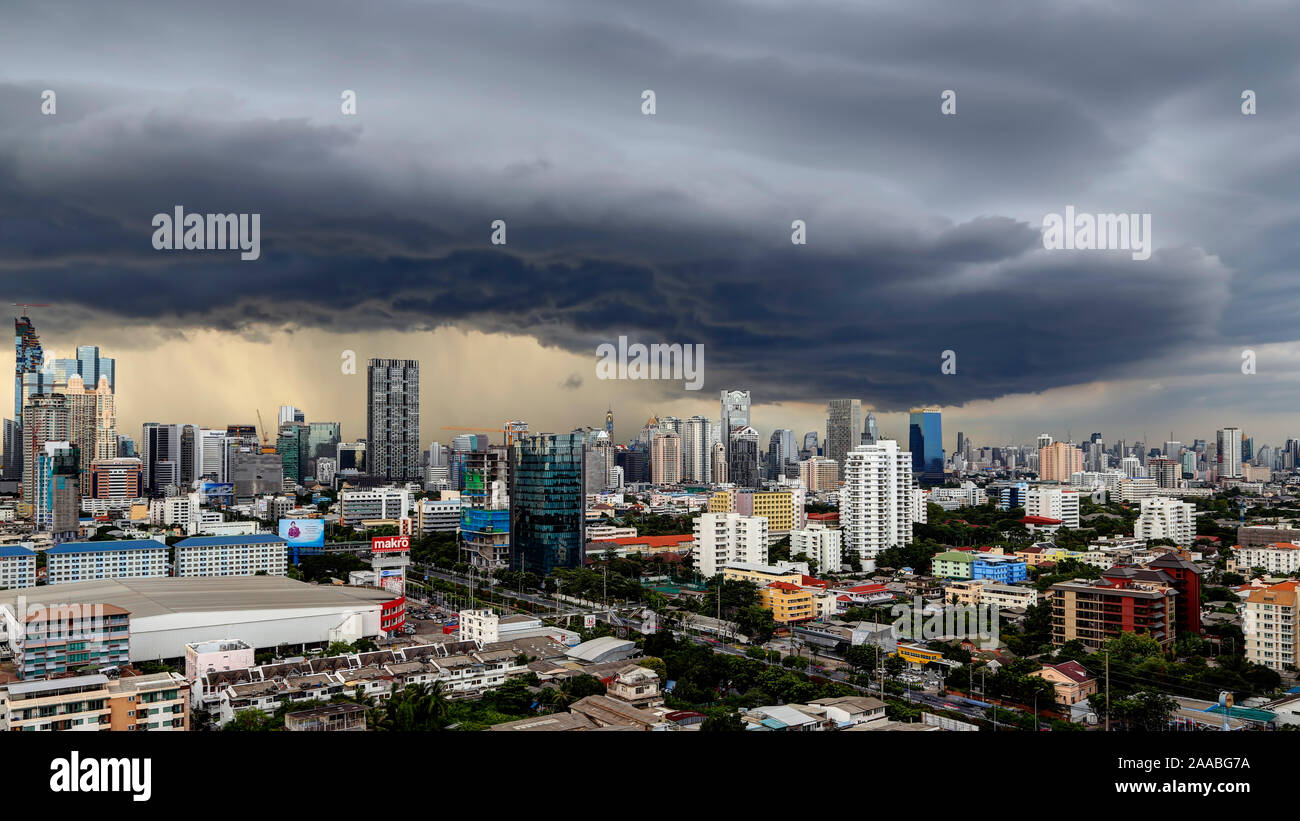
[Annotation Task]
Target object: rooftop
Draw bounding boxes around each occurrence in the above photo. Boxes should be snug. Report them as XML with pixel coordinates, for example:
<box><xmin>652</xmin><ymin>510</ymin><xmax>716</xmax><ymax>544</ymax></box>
<box><xmin>0</xmin><ymin>576</ymin><xmax>393</xmax><ymax>619</ymax></box>
<box><xmin>174</xmin><ymin>534</ymin><xmax>287</xmax><ymax>547</ymax></box>
<box><xmin>46</xmin><ymin>539</ymin><xmax>168</xmax><ymax>555</ymax></box>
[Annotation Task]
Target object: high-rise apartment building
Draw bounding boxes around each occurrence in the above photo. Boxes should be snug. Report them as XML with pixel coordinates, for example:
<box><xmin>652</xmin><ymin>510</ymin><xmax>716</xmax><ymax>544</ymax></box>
<box><xmin>825</xmin><ymin>399</ymin><xmax>862</xmax><ymax>470</ymax></box>
<box><xmin>692</xmin><ymin>512</ymin><xmax>769</xmax><ymax>577</ymax></box>
<box><xmin>681</xmin><ymin>415</ymin><xmax>713</xmax><ymax>483</ymax></box>
<box><xmin>1025</xmin><ymin>486</ymin><xmax>1080</xmax><ymax>529</ymax></box>
<box><xmin>509</xmin><ymin>433</ymin><xmax>586</xmax><ymax>577</ymax></box>
<box><xmin>367</xmin><ymin>359</ymin><xmax>420</xmax><ymax>482</ymax></box>
<box><xmin>1134</xmin><ymin>497</ymin><xmax>1196</xmax><ymax>545</ymax></box>
<box><xmin>650</xmin><ymin>433</ymin><xmax>681</xmax><ymax>484</ymax></box>
<box><xmin>1038</xmin><ymin>441</ymin><xmax>1084</xmax><ymax>483</ymax></box>
<box><xmin>1244</xmin><ymin>585</ymin><xmax>1298</xmax><ymax>672</ymax></box>
<box><xmin>840</xmin><ymin>440</ymin><xmax>914</xmax><ymax>569</ymax></box>
<box><xmin>799</xmin><ymin>457</ymin><xmax>838</xmax><ymax>491</ymax></box>
<box><xmin>908</xmin><ymin>407</ymin><xmax>944</xmax><ymax>485</ymax></box>
<box><xmin>22</xmin><ymin>394</ymin><xmax>70</xmax><ymax>507</ymax></box>
<box><xmin>35</xmin><ymin>441</ymin><xmax>80</xmax><ymax>540</ymax></box>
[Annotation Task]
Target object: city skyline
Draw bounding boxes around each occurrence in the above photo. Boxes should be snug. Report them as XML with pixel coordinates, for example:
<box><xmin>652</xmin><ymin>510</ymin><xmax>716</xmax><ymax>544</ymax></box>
<box><xmin>6</xmin><ymin>313</ymin><xmax>1288</xmax><ymax>459</ymax></box>
<box><xmin>6</xmin><ymin>1</ymin><xmax>1300</xmax><ymax>452</ymax></box>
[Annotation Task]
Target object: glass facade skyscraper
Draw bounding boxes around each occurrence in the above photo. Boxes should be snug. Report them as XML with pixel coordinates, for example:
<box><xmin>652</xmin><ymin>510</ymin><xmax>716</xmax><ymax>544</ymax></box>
<box><xmin>908</xmin><ymin>407</ymin><xmax>944</xmax><ymax>485</ymax></box>
<box><xmin>509</xmin><ymin>433</ymin><xmax>586</xmax><ymax>577</ymax></box>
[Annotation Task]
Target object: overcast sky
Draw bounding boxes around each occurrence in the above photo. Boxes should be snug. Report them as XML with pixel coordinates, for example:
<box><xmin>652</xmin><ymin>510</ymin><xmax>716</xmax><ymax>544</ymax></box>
<box><xmin>3</xmin><ymin>0</ymin><xmax>1299</xmax><ymax>451</ymax></box>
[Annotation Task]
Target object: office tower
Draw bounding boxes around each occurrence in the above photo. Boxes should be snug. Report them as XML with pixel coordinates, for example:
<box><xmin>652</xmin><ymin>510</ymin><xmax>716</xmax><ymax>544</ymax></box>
<box><xmin>826</xmin><ymin>399</ymin><xmax>862</xmax><ymax>469</ymax></box>
<box><xmin>1038</xmin><ymin>441</ymin><xmax>1084</xmax><ymax>482</ymax></box>
<box><xmin>307</xmin><ymin>422</ymin><xmax>341</xmax><ymax>461</ymax></box>
<box><xmin>116</xmin><ymin>435</ymin><xmax>136</xmax><ymax>458</ymax></box>
<box><xmin>605</xmin><ymin>406</ymin><xmax>614</xmax><ymax>437</ymax></box>
<box><xmin>767</xmin><ymin>429</ymin><xmax>795</xmax><ymax>480</ymax></box>
<box><xmin>584</xmin><ymin>434</ymin><xmax>612</xmax><ymax>494</ymax></box>
<box><xmin>21</xmin><ymin>394</ymin><xmax>71</xmax><ymax>505</ymax></box>
<box><xmin>615</xmin><ymin>448</ymin><xmax>648</xmax><ymax>485</ymax></box>
<box><xmin>509</xmin><ymin>433</ymin><xmax>586</xmax><ymax>576</ymax></box>
<box><xmin>278</xmin><ymin>405</ymin><xmax>303</xmax><ymax>425</ymax></box>
<box><xmin>862</xmin><ymin>412</ymin><xmax>880</xmax><ymax>447</ymax></box>
<box><xmin>90</xmin><ymin>457</ymin><xmax>144</xmax><ymax>500</ymax></box>
<box><xmin>1217</xmin><ymin>427</ymin><xmax>1243</xmax><ymax>478</ymax></box>
<box><xmin>196</xmin><ymin>429</ymin><xmax>229</xmax><ymax>482</ymax></box>
<box><xmin>428</xmin><ymin>442</ymin><xmax>447</xmax><ymax>467</ymax></box>
<box><xmin>1164</xmin><ymin>440</ymin><xmax>1182</xmax><ymax>459</ymax></box>
<box><xmin>1148</xmin><ymin>457</ymin><xmax>1180</xmax><ymax>489</ymax></box>
<box><xmin>141</xmin><ymin>423</ymin><xmax>179</xmax><ymax>494</ymax></box>
<box><xmin>693</xmin><ymin>512</ymin><xmax>769</xmax><ymax>577</ymax></box>
<box><xmin>335</xmin><ymin>441</ymin><xmax>366</xmax><ymax>475</ymax></box>
<box><xmin>367</xmin><ymin>359</ymin><xmax>420</xmax><ymax>482</ymax></box>
<box><xmin>277</xmin><ymin>422</ymin><xmax>310</xmax><ymax>485</ymax></box>
<box><xmin>719</xmin><ymin>390</ymin><xmax>751</xmax><ymax>464</ymax></box>
<box><xmin>230</xmin><ymin>446</ymin><xmax>284</xmax><ymax>503</ymax></box>
<box><xmin>1036</xmin><ymin>433</ymin><xmax>1053</xmax><ymax>451</ymax></box>
<box><xmin>6</xmin><ymin>315</ymin><xmax>43</xmax><ymax>479</ymax></box>
<box><xmin>35</xmin><ymin>442</ymin><xmax>80</xmax><ymax>540</ymax></box>
<box><xmin>1243</xmin><ymin>436</ymin><xmax>1255</xmax><ymax>463</ymax></box>
<box><xmin>179</xmin><ymin>424</ymin><xmax>200</xmax><ymax>485</ymax></box>
<box><xmin>650</xmin><ymin>433</ymin><xmax>681</xmax><ymax>484</ymax></box>
<box><xmin>955</xmin><ymin>431</ymin><xmax>965</xmax><ymax>458</ymax></box>
<box><xmin>908</xmin><ymin>407</ymin><xmax>944</xmax><ymax>485</ymax></box>
<box><xmin>710</xmin><ymin>442</ymin><xmax>727</xmax><ymax>484</ymax></box>
<box><xmin>640</xmin><ymin>414</ymin><xmax>661</xmax><ymax>446</ymax></box>
<box><xmin>727</xmin><ymin>425</ymin><xmax>761</xmax><ymax>488</ymax></box>
<box><xmin>802</xmin><ymin>431</ymin><xmax>819</xmax><ymax>460</ymax></box>
<box><xmin>841</xmin><ymin>441</ymin><xmax>913</xmax><ymax>569</ymax></box>
<box><xmin>1120</xmin><ymin>456</ymin><xmax>1142</xmax><ymax>478</ymax></box>
<box><xmin>1179</xmin><ymin>449</ymin><xmax>1198</xmax><ymax>479</ymax></box>
<box><xmin>681</xmin><ymin>415</ymin><xmax>714</xmax><ymax>483</ymax></box>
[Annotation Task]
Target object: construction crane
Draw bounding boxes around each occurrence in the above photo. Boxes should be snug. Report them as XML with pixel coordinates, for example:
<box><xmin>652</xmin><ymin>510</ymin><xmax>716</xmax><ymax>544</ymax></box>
<box><xmin>256</xmin><ymin>409</ymin><xmax>277</xmax><ymax>453</ymax></box>
<box><xmin>12</xmin><ymin>303</ymin><xmax>49</xmax><ymax>315</ymax></box>
<box><xmin>442</xmin><ymin>424</ymin><xmax>526</xmax><ymax>447</ymax></box>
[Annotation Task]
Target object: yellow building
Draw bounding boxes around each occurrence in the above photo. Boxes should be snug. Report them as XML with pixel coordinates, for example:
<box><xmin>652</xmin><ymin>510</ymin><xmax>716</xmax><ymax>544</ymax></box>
<box><xmin>759</xmin><ymin>582</ymin><xmax>816</xmax><ymax>624</ymax></box>
<box><xmin>721</xmin><ymin>563</ymin><xmax>801</xmax><ymax>588</ymax></box>
<box><xmin>742</xmin><ymin>491</ymin><xmax>799</xmax><ymax>535</ymax></box>
<box><xmin>709</xmin><ymin>490</ymin><xmax>735</xmax><ymax>513</ymax></box>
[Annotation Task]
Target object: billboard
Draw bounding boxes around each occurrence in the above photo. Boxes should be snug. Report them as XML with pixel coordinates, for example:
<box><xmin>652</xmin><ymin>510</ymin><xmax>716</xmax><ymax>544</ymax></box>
<box><xmin>278</xmin><ymin>519</ymin><xmax>325</xmax><ymax>548</ymax></box>
<box><xmin>200</xmin><ymin>482</ymin><xmax>234</xmax><ymax>504</ymax></box>
<box><xmin>371</xmin><ymin>535</ymin><xmax>410</xmax><ymax>554</ymax></box>
<box><xmin>380</xmin><ymin>568</ymin><xmax>405</xmax><ymax>596</ymax></box>
<box><xmin>583</xmin><ymin>614</ymin><xmax>596</xmax><ymax>629</ymax></box>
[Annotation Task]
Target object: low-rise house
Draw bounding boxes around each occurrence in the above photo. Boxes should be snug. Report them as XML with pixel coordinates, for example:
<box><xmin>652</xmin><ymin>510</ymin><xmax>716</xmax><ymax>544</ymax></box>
<box><xmin>605</xmin><ymin>664</ymin><xmax>663</xmax><ymax>709</ymax></box>
<box><xmin>1032</xmin><ymin>660</ymin><xmax>1097</xmax><ymax>705</ymax></box>
<box><xmin>809</xmin><ymin>696</ymin><xmax>887</xmax><ymax>727</ymax></box>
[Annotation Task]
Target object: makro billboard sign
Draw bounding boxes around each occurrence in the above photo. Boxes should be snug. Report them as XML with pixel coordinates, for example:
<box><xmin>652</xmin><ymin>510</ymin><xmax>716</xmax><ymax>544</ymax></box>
<box><xmin>278</xmin><ymin>519</ymin><xmax>325</xmax><ymax>548</ymax></box>
<box><xmin>371</xmin><ymin>535</ymin><xmax>411</xmax><ymax>554</ymax></box>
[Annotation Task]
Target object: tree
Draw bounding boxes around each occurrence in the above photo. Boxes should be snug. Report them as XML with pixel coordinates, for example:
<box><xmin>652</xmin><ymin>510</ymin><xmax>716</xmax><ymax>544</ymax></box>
<box><xmin>734</xmin><ymin>604</ymin><xmax>777</xmax><ymax>644</ymax></box>
<box><xmin>637</xmin><ymin>656</ymin><xmax>668</xmax><ymax>682</ymax></box>
<box><xmin>224</xmin><ymin>709</ymin><xmax>271</xmax><ymax>732</ymax></box>
<box><xmin>700</xmin><ymin>707</ymin><xmax>745</xmax><ymax>731</ymax></box>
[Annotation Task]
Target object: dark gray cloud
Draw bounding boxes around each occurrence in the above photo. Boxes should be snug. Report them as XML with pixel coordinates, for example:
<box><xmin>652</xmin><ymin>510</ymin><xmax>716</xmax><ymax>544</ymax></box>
<box><xmin>0</xmin><ymin>0</ymin><xmax>1297</xmax><ymax>421</ymax></box>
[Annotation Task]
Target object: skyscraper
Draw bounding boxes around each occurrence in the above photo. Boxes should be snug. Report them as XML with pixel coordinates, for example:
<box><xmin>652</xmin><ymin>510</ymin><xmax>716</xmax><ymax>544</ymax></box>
<box><xmin>801</xmin><ymin>431</ymin><xmax>820</xmax><ymax>460</ymax></box>
<box><xmin>767</xmin><ymin>428</ymin><xmax>795</xmax><ymax>480</ymax></box>
<box><xmin>1217</xmin><ymin>427</ymin><xmax>1243</xmax><ymax>478</ymax></box>
<box><xmin>7</xmin><ymin>314</ymin><xmax>44</xmax><ymax>479</ymax></box>
<box><xmin>719</xmin><ymin>390</ymin><xmax>750</xmax><ymax>465</ymax></box>
<box><xmin>908</xmin><ymin>407</ymin><xmax>944</xmax><ymax>485</ymax></box>
<box><xmin>841</xmin><ymin>440</ymin><xmax>914</xmax><ymax>569</ymax></box>
<box><xmin>727</xmin><ymin>425</ymin><xmax>760</xmax><ymax>488</ymax></box>
<box><xmin>141</xmin><ymin>423</ymin><xmax>180</xmax><ymax>493</ymax></box>
<box><xmin>1039</xmin><ymin>441</ymin><xmax>1084</xmax><ymax>483</ymax></box>
<box><xmin>367</xmin><ymin>359</ymin><xmax>421</xmax><ymax>482</ymax></box>
<box><xmin>863</xmin><ymin>412</ymin><xmax>879</xmax><ymax>446</ymax></box>
<box><xmin>650</xmin><ymin>433</ymin><xmax>681</xmax><ymax>484</ymax></box>
<box><xmin>826</xmin><ymin>399</ymin><xmax>862</xmax><ymax>469</ymax></box>
<box><xmin>21</xmin><ymin>394</ymin><xmax>71</xmax><ymax>506</ymax></box>
<box><xmin>681</xmin><ymin>416</ymin><xmax>713</xmax><ymax>483</ymax></box>
<box><xmin>509</xmin><ymin>433</ymin><xmax>586</xmax><ymax>576</ymax></box>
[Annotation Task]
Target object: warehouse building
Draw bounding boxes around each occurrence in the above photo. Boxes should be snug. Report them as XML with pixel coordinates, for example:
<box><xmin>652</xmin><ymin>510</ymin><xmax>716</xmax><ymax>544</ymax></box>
<box><xmin>0</xmin><ymin>576</ymin><xmax>401</xmax><ymax>664</ymax></box>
